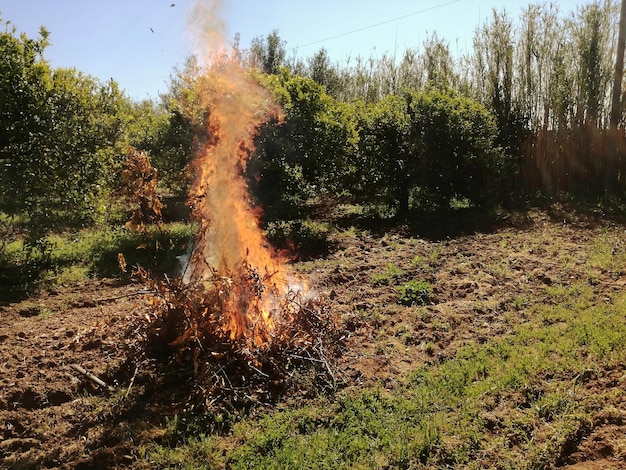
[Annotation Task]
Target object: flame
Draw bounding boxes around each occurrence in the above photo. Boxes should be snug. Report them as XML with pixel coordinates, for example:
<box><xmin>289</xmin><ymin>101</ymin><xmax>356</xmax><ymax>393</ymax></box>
<box><xmin>183</xmin><ymin>0</ymin><xmax>305</xmax><ymax>345</ymax></box>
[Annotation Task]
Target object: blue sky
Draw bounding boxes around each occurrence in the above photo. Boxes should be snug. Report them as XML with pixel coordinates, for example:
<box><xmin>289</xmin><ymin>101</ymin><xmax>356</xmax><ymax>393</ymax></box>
<box><xmin>1</xmin><ymin>0</ymin><xmax>585</xmax><ymax>100</ymax></box>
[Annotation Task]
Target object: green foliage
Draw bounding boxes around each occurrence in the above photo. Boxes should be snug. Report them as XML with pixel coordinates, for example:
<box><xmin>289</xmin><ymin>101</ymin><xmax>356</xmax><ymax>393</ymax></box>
<box><xmin>306</xmin><ymin>47</ymin><xmax>344</xmax><ymax>99</ymax></box>
<box><xmin>371</xmin><ymin>262</ymin><xmax>405</xmax><ymax>286</ymax></box>
<box><xmin>248</xmin><ymin>30</ymin><xmax>287</xmax><ymax>75</ymax></box>
<box><xmin>265</xmin><ymin>219</ymin><xmax>330</xmax><ymax>251</ymax></box>
<box><xmin>0</xmin><ymin>22</ymin><xmax>135</xmax><ymax>242</ymax></box>
<box><xmin>357</xmin><ymin>87</ymin><xmax>506</xmax><ymax>212</ymax></box>
<box><xmin>409</xmin><ymin>86</ymin><xmax>507</xmax><ymax>208</ymax></box>
<box><xmin>0</xmin><ymin>222</ymin><xmax>194</xmax><ymax>297</ymax></box>
<box><xmin>139</xmin><ymin>56</ymin><xmax>204</xmax><ymax>197</ymax></box>
<box><xmin>252</xmin><ymin>69</ymin><xmax>358</xmax><ymax>215</ymax></box>
<box><xmin>354</xmin><ymin>94</ymin><xmax>412</xmax><ymax>211</ymax></box>
<box><xmin>396</xmin><ymin>280</ymin><xmax>432</xmax><ymax>306</ymax></box>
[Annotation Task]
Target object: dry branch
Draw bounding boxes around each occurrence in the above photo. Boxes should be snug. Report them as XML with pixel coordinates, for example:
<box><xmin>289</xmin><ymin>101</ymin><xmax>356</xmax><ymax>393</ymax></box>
<box><xmin>70</xmin><ymin>364</ymin><xmax>111</xmax><ymax>390</ymax></box>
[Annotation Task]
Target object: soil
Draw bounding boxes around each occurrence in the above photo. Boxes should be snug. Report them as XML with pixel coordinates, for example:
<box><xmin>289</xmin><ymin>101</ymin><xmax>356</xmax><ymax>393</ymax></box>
<box><xmin>2</xmin><ymin>204</ymin><xmax>626</xmax><ymax>469</ymax></box>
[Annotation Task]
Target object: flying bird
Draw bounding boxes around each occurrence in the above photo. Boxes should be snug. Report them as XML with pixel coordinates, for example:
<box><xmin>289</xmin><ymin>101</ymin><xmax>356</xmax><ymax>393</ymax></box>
<box><xmin>150</xmin><ymin>27</ymin><xmax>154</xmax><ymax>33</ymax></box>
<box><xmin>170</xmin><ymin>3</ymin><xmax>175</xmax><ymax>6</ymax></box>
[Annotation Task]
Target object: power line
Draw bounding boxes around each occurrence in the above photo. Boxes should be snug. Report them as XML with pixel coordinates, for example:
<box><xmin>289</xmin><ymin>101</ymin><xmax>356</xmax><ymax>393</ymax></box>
<box><xmin>290</xmin><ymin>0</ymin><xmax>462</xmax><ymax>52</ymax></box>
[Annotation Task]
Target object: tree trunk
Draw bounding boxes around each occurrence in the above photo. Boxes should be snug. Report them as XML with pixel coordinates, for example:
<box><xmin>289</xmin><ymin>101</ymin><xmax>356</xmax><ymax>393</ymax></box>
<box><xmin>396</xmin><ymin>183</ymin><xmax>410</xmax><ymax>217</ymax></box>
<box><xmin>610</xmin><ymin>0</ymin><xmax>626</xmax><ymax>190</ymax></box>
<box><xmin>611</xmin><ymin>0</ymin><xmax>626</xmax><ymax>131</ymax></box>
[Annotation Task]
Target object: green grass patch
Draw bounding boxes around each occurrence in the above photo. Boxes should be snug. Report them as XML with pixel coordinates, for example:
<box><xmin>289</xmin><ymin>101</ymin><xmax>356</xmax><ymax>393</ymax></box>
<box><xmin>396</xmin><ymin>280</ymin><xmax>432</xmax><ymax>306</ymax></box>
<box><xmin>0</xmin><ymin>222</ymin><xmax>195</xmax><ymax>297</ymax></box>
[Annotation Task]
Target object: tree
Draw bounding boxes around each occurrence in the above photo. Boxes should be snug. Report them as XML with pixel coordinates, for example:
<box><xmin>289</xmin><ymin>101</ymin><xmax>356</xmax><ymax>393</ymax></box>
<box><xmin>422</xmin><ymin>33</ymin><xmax>458</xmax><ymax>89</ymax></box>
<box><xmin>410</xmin><ymin>87</ymin><xmax>506</xmax><ymax>209</ymax></box>
<box><xmin>0</xmin><ymin>20</ymin><xmax>132</xmax><ymax>241</ymax></box>
<box><xmin>249</xmin><ymin>30</ymin><xmax>287</xmax><ymax>75</ymax></box>
<box><xmin>357</xmin><ymin>88</ymin><xmax>505</xmax><ymax>213</ymax></box>
<box><xmin>611</xmin><ymin>0</ymin><xmax>626</xmax><ymax>130</ymax></box>
<box><xmin>307</xmin><ymin>48</ymin><xmax>343</xmax><ymax>99</ymax></box>
<box><xmin>355</xmin><ymin>94</ymin><xmax>413</xmax><ymax>211</ymax></box>
<box><xmin>252</xmin><ymin>69</ymin><xmax>358</xmax><ymax>213</ymax></box>
<box><xmin>572</xmin><ymin>1</ymin><xmax>614</xmax><ymax>128</ymax></box>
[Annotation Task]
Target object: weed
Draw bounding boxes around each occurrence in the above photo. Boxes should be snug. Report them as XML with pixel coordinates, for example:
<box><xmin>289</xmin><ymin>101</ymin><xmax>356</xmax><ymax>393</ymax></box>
<box><xmin>427</xmin><ymin>247</ymin><xmax>443</xmax><ymax>266</ymax></box>
<box><xmin>0</xmin><ymin>222</ymin><xmax>194</xmax><ymax>297</ymax></box>
<box><xmin>532</xmin><ymin>389</ymin><xmax>574</xmax><ymax>421</ymax></box>
<box><xmin>413</xmin><ymin>306</ymin><xmax>432</xmax><ymax>322</ymax></box>
<box><xmin>421</xmin><ymin>341</ymin><xmax>436</xmax><ymax>355</ymax></box>
<box><xmin>396</xmin><ymin>280</ymin><xmax>432</xmax><ymax>306</ymax></box>
<box><xmin>431</xmin><ymin>318</ymin><xmax>450</xmax><ymax>332</ymax></box>
<box><xmin>371</xmin><ymin>263</ymin><xmax>405</xmax><ymax>286</ymax></box>
<box><xmin>410</xmin><ymin>255</ymin><xmax>430</xmax><ymax>272</ymax></box>
<box><xmin>487</xmin><ymin>259</ymin><xmax>510</xmax><ymax>280</ymax></box>
<box><xmin>513</xmin><ymin>294</ymin><xmax>529</xmax><ymax>310</ymax></box>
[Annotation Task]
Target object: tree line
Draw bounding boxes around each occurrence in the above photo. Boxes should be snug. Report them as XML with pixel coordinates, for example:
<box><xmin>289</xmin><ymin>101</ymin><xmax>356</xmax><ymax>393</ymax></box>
<box><xmin>1</xmin><ymin>1</ymin><xmax>626</xmax><ymax>248</ymax></box>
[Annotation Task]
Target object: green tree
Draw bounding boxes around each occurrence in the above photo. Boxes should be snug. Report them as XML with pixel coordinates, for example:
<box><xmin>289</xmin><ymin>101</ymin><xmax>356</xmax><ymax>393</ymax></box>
<box><xmin>0</xmin><ymin>22</ymin><xmax>51</xmax><ymax>218</ymax></box>
<box><xmin>307</xmin><ymin>47</ymin><xmax>344</xmax><ymax>99</ymax></box>
<box><xmin>355</xmin><ymin>94</ymin><xmax>412</xmax><ymax>211</ymax></box>
<box><xmin>0</xmin><ymin>20</ymin><xmax>132</xmax><ymax>241</ymax></box>
<box><xmin>357</xmin><ymin>88</ymin><xmax>505</xmax><ymax>213</ymax></box>
<box><xmin>572</xmin><ymin>1</ymin><xmax>615</xmax><ymax>127</ymax></box>
<box><xmin>252</xmin><ymin>69</ymin><xmax>358</xmax><ymax>213</ymax></box>
<box><xmin>249</xmin><ymin>29</ymin><xmax>287</xmax><ymax>75</ymax></box>
<box><xmin>409</xmin><ymin>87</ymin><xmax>506</xmax><ymax>208</ymax></box>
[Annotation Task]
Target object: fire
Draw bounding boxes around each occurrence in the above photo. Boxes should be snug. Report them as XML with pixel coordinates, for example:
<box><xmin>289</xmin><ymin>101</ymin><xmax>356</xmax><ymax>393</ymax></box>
<box><xmin>182</xmin><ymin>1</ymin><xmax>304</xmax><ymax>345</ymax></box>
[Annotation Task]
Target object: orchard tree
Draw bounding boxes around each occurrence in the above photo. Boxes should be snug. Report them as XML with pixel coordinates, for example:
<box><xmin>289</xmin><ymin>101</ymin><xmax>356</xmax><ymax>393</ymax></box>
<box><xmin>252</xmin><ymin>68</ymin><xmax>358</xmax><ymax>212</ymax></box>
<box><xmin>357</xmin><ymin>88</ymin><xmax>505</xmax><ymax>213</ymax></box>
<box><xmin>0</xmin><ymin>20</ymin><xmax>132</xmax><ymax>242</ymax></box>
<box><xmin>355</xmin><ymin>94</ymin><xmax>413</xmax><ymax>211</ymax></box>
<box><xmin>408</xmin><ymin>87</ymin><xmax>506</xmax><ymax>208</ymax></box>
<box><xmin>249</xmin><ymin>30</ymin><xmax>287</xmax><ymax>75</ymax></box>
<box><xmin>0</xmin><ymin>22</ymin><xmax>51</xmax><ymax>219</ymax></box>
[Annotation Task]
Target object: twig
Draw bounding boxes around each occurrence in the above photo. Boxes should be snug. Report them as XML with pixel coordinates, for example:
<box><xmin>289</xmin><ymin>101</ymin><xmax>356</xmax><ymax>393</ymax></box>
<box><xmin>289</xmin><ymin>354</ymin><xmax>325</xmax><ymax>363</ymax></box>
<box><xmin>125</xmin><ymin>366</ymin><xmax>140</xmax><ymax>399</ymax></box>
<box><xmin>249</xmin><ymin>364</ymin><xmax>269</xmax><ymax>378</ymax></box>
<box><xmin>70</xmin><ymin>364</ymin><xmax>112</xmax><ymax>390</ymax></box>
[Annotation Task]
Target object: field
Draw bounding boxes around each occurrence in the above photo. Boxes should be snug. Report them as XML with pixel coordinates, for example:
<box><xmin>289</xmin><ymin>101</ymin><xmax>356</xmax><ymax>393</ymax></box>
<box><xmin>2</xmin><ymin>202</ymin><xmax>626</xmax><ymax>469</ymax></box>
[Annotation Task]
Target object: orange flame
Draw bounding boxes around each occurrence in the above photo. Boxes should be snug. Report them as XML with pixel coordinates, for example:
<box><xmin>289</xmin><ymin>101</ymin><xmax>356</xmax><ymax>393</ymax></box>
<box><xmin>183</xmin><ymin>0</ymin><xmax>305</xmax><ymax>345</ymax></box>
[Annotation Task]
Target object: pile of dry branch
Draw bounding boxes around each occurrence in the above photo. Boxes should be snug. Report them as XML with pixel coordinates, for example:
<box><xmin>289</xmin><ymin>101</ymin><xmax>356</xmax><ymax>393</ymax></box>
<box><xmin>130</xmin><ymin>265</ymin><xmax>345</xmax><ymax>413</ymax></box>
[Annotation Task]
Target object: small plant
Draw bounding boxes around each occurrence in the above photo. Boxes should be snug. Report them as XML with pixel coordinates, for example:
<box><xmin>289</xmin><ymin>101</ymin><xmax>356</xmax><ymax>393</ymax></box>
<box><xmin>396</xmin><ymin>280</ymin><xmax>432</xmax><ymax>306</ymax></box>
<box><xmin>371</xmin><ymin>263</ymin><xmax>405</xmax><ymax>286</ymax></box>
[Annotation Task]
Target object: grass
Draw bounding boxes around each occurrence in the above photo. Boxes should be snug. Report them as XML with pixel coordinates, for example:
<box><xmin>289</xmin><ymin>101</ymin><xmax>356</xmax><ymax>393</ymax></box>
<box><xmin>371</xmin><ymin>262</ymin><xmax>405</xmax><ymax>286</ymax></box>
<box><xmin>7</xmin><ymin>203</ymin><xmax>626</xmax><ymax>467</ymax></box>
<box><xmin>0</xmin><ymin>222</ymin><xmax>194</xmax><ymax>298</ymax></box>
<box><xmin>396</xmin><ymin>280</ymin><xmax>432</xmax><ymax>306</ymax></box>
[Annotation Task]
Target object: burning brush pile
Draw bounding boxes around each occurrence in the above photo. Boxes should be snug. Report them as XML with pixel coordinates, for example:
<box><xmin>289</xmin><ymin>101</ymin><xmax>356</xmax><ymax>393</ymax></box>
<box><xmin>132</xmin><ymin>56</ymin><xmax>344</xmax><ymax>410</ymax></box>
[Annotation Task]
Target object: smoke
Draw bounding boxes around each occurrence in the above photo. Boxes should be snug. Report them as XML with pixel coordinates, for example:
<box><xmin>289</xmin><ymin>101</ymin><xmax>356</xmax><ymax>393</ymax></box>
<box><xmin>188</xmin><ymin>0</ymin><xmax>228</xmax><ymax>58</ymax></box>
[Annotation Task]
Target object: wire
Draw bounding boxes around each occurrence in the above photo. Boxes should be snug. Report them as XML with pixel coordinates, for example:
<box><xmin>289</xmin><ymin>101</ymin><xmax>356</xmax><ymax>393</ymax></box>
<box><xmin>290</xmin><ymin>0</ymin><xmax>462</xmax><ymax>52</ymax></box>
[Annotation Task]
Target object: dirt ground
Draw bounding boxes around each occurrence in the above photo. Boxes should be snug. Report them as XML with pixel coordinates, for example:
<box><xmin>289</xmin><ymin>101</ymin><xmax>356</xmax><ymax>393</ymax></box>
<box><xmin>2</xmin><ymin>205</ymin><xmax>626</xmax><ymax>469</ymax></box>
